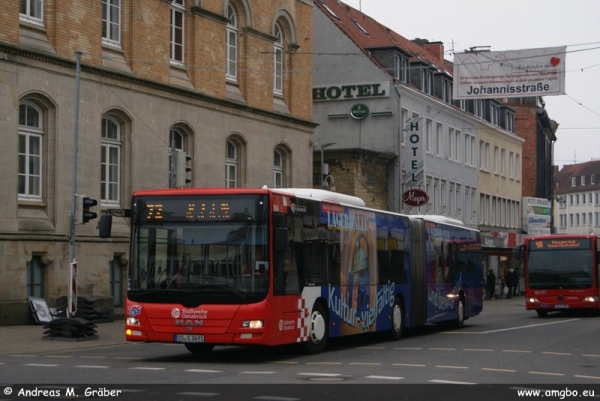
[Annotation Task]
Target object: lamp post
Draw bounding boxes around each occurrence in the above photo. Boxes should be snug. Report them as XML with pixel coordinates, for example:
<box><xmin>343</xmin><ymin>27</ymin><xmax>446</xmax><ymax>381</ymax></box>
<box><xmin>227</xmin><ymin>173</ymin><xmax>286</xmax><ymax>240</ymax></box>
<box><xmin>319</xmin><ymin>142</ymin><xmax>336</xmax><ymax>189</ymax></box>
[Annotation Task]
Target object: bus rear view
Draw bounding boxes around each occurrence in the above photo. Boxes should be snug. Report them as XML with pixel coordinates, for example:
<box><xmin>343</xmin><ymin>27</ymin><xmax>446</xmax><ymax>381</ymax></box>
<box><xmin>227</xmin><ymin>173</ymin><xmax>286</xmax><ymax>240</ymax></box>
<box><xmin>516</xmin><ymin>235</ymin><xmax>600</xmax><ymax>317</ymax></box>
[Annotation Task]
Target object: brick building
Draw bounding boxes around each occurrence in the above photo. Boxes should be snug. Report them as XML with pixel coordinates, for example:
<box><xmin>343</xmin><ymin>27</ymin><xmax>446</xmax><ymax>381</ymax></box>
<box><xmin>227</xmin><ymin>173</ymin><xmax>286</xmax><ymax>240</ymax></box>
<box><xmin>0</xmin><ymin>0</ymin><xmax>315</xmax><ymax>325</ymax></box>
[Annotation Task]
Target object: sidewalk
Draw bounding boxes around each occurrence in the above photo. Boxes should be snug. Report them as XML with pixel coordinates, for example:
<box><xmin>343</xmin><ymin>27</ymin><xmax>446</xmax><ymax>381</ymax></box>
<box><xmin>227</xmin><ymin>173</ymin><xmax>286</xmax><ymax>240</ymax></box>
<box><xmin>0</xmin><ymin>319</ymin><xmax>126</xmax><ymax>356</ymax></box>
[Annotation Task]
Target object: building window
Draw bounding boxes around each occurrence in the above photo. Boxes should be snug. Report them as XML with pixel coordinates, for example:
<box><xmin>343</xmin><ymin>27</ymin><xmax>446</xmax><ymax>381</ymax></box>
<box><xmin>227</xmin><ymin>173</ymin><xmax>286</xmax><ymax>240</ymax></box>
<box><xmin>394</xmin><ymin>54</ymin><xmax>409</xmax><ymax>83</ymax></box>
<box><xmin>273</xmin><ymin>150</ymin><xmax>284</xmax><ymax>188</ymax></box>
<box><xmin>226</xmin><ymin>140</ymin><xmax>238</xmax><ymax>188</ymax></box>
<box><xmin>572</xmin><ymin>177</ymin><xmax>576</xmax><ymax>187</ymax></box>
<box><xmin>490</xmin><ymin>104</ymin><xmax>499</xmax><ymax>126</ymax></box>
<box><xmin>442</xmin><ymin>79</ymin><xmax>452</xmax><ymax>104</ymax></box>
<box><xmin>474</xmin><ymin>99</ymin><xmax>484</xmax><ymax>118</ymax></box>
<box><xmin>425</xmin><ymin>119</ymin><xmax>432</xmax><ymax>154</ymax></box>
<box><xmin>480</xmin><ymin>140</ymin><xmax>489</xmax><ymax>171</ymax></box>
<box><xmin>274</xmin><ymin>24</ymin><xmax>283</xmax><ymax>94</ymax></box>
<box><xmin>169</xmin><ymin>127</ymin><xmax>185</xmax><ymax>183</ymax></box>
<box><xmin>226</xmin><ymin>4</ymin><xmax>238</xmax><ymax>81</ymax></box>
<box><xmin>20</xmin><ymin>0</ymin><xmax>43</xmax><ymax>25</ymax></box>
<box><xmin>170</xmin><ymin>0</ymin><xmax>185</xmax><ymax>64</ymax></box>
<box><xmin>420</xmin><ymin>68</ymin><xmax>433</xmax><ymax>95</ymax></box>
<box><xmin>592</xmin><ymin>174</ymin><xmax>596</xmax><ymax>185</ymax></box>
<box><xmin>581</xmin><ymin>175</ymin><xmax>586</xmax><ymax>186</ymax></box>
<box><xmin>500</xmin><ymin>148</ymin><xmax>506</xmax><ymax>176</ymax></box>
<box><xmin>27</xmin><ymin>257</ymin><xmax>44</xmax><ymax>297</ymax></box>
<box><xmin>101</xmin><ymin>116</ymin><xmax>121</xmax><ymax>204</ymax></box>
<box><xmin>102</xmin><ymin>0</ymin><xmax>120</xmax><ymax>45</ymax></box>
<box><xmin>436</xmin><ymin>123</ymin><xmax>442</xmax><ymax>156</ymax></box>
<box><xmin>459</xmin><ymin>99</ymin><xmax>468</xmax><ymax>112</ymax></box>
<box><xmin>18</xmin><ymin>101</ymin><xmax>43</xmax><ymax>200</ymax></box>
<box><xmin>109</xmin><ymin>258</ymin><xmax>123</xmax><ymax>307</ymax></box>
<box><xmin>506</xmin><ymin>112</ymin><xmax>514</xmax><ymax>133</ymax></box>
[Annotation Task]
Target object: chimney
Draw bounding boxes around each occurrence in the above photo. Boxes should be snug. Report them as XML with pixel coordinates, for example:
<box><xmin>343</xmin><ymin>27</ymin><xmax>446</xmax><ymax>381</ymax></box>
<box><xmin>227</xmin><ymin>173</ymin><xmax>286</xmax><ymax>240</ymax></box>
<box><xmin>424</xmin><ymin>41</ymin><xmax>445</xmax><ymax>61</ymax></box>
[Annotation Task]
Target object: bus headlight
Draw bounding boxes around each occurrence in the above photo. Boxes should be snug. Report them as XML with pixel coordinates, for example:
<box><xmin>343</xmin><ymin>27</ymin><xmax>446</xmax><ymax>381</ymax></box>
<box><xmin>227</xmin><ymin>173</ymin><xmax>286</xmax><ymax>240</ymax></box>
<box><xmin>127</xmin><ymin>317</ymin><xmax>140</xmax><ymax>326</ymax></box>
<box><xmin>528</xmin><ymin>297</ymin><xmax>540</xmax><ymax>303</ymax></box>
<box><xmin>583</xmin><ymin>296</ymin><xmax>599</xmax><ymax>303</ymax></box>
<box><xmin>242</xmin><ymin>320</ymin><xmax>264</xmax><ymax>329</ymax></box>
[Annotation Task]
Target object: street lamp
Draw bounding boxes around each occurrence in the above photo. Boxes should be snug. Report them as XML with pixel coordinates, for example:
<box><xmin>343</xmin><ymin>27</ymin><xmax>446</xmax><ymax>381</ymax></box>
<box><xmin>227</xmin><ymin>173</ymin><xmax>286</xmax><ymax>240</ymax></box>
<box><xmin>318</xmin><ymin>142</ymin><xmax>336</xmax><ymax>189</ymax></box>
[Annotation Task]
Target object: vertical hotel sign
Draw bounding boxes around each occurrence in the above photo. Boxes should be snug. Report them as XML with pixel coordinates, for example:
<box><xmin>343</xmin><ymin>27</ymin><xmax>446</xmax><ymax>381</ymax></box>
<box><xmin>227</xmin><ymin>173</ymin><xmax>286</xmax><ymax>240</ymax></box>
<box><xmin>404</xmin><ymin>118</ymin><xmax>424</xmax><ymax>187</ymax></box>
<box><xmin>453</xmin><ymin>46</ymin><xmax>566</xmax><ymax>99</ymax></box>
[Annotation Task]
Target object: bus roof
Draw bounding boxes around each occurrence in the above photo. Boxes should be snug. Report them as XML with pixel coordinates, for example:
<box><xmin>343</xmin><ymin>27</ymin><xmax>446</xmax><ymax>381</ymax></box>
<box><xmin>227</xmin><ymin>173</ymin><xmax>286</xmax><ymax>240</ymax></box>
<box><xmin>272</xmin><ymin>188</ymin><xmax>366</xmax><ymax>207</ymax></box>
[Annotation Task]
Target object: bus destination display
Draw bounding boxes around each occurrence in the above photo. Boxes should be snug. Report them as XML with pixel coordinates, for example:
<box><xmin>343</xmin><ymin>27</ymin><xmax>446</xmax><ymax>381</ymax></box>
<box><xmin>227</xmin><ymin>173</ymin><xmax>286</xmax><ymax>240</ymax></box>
<box><xmin>530</xmin><ymin>238</ymin><xmax>591</xmax><ymax>251</ymax></box>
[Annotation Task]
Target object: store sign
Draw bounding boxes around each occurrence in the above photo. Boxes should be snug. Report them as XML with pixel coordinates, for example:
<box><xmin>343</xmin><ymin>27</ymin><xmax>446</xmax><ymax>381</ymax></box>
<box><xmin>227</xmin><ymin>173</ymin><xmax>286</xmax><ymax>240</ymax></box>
<box><xmin>523</xmin><ymin>197</ymin><xmax>551</xmax><ymax>235</ymax></box>
<box><xmin>312</xmin><ymin>81</ymin><xmax>390</xmax><ymax>101</ymax></box>
<box><xmin>350</xmin><ymin>104</ymin><xmax>369</xmax><ymax>119</ymax></box>
<box><xmin>402</xmin><ymin>189</ymin><xmax>429</xmax><ymax>207</ymax></box>
<box><xmin>404</xmin><ymin>117</ymin><xmax>424</xmax><ymax>187</ymax></box>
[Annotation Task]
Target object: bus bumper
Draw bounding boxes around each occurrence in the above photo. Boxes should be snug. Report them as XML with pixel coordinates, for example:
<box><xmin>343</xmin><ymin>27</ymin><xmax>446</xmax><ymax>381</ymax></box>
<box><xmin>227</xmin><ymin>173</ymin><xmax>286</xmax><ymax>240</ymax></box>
<box><xmin>526</xmin><ymin>296</ymin><xmax>600</xmax><ymax>311</ymax></box>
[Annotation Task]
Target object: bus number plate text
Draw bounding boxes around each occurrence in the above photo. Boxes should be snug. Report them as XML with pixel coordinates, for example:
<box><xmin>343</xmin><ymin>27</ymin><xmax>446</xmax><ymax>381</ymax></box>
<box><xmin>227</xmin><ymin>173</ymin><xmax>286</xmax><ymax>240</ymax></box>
<box><xmin>554</xmin><ymin>304</ymin><xmax>569</xmax><ymax>309</ymax></box>
<box><xmin>175</xmin><ymin>334</ymin><xmax>205</xmax><ymax>343</ymax></box>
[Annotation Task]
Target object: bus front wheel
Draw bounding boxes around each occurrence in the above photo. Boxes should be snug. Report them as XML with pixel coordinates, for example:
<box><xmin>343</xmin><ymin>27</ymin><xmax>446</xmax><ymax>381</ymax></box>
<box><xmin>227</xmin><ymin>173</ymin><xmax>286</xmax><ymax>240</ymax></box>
<box><xmin>305</xmin><ymin>302</ymin><xmax>328</xmax><ymax>354</ymax></box>
<box><xmin>184</xmin><ymin>343</ymin><xmax>215</xmax><ymax>354</ymax></box>
<box><xmin>389</xmin><ymin>297</ymin><xmax>404</xmax><ymax>341</ymax></box>
<box><xmin>454</xmin><ymin>297</ymin><xmax>465</xmax><ymax>329</ymax></box>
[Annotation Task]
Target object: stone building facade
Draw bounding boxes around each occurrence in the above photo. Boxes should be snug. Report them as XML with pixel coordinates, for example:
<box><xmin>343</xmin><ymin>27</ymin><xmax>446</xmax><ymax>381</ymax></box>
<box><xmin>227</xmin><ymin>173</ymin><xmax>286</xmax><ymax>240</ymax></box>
<box><xmin>0</xmin><ymin>0</ymin><xmax>315</xmax><ymax>325</ymax></box>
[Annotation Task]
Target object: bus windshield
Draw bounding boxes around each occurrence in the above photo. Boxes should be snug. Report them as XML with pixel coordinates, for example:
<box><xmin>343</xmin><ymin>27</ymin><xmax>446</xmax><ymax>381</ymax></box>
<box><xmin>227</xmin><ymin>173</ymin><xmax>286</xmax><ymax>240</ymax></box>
<box><xmin>527</xmin><ymin>238</ymin><xmax>593</xmax><ymax>289</ymax></box>
<box><xmin>128</xmin><ymin>194</ymin><xmax>269</xmax><ymax>306</ymax></box>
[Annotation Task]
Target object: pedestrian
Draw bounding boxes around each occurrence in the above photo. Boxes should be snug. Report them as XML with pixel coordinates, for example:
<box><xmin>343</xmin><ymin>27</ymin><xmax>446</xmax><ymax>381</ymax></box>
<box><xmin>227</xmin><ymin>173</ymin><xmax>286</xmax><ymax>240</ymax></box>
<box><xmin>486</xmin><ymin>269</ymin><xmax>496</xmax><ymax>299</ymax></box>
<box><xmin>505</xmin><ymin>268</ymin><xmax>514</xmax><ymax>299</ymax></box>
<box><xmin>512</xmin><ymin>268</ymin><xmax>520</xmax><ymax>296</ymax></box>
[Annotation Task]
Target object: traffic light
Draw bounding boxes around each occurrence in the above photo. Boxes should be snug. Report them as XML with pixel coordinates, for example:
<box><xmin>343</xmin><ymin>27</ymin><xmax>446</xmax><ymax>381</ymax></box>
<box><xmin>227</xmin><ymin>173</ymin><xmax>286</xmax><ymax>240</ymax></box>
<box><xmin>76</xmin><ymin>194</ymin><xmax>98</xmax><ymax>224</ymax></box>
<box><xmin>175</xmin><ymin>149</ymin><xmax>192</xmax><ymax>187</ymax></box>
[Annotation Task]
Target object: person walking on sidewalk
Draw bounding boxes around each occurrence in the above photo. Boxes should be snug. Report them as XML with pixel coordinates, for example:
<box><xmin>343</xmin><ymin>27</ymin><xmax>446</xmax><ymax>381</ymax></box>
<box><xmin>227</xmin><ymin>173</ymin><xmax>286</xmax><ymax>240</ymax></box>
<box><xmin>505</xmin><ymin>268</ymin><xmax>514</xmax><ymax>299</ymax></box>
<box><xmin>486</xmin><ymin>269</ymin><xmax>496</xmax><ymax>299</ymax></box>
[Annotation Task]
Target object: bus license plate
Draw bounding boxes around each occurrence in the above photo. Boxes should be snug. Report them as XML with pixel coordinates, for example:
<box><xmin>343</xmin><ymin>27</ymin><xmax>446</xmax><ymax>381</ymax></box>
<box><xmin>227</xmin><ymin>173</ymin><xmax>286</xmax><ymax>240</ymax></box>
<box><xmin>175</xmin><ymin>334</ymin><xmax>205</xmax><ymax>343</ymax></box>
<box><xmin>554</xmin><ymin>304</ymin><xmax>569</xmax><ymax>309</ymax></box>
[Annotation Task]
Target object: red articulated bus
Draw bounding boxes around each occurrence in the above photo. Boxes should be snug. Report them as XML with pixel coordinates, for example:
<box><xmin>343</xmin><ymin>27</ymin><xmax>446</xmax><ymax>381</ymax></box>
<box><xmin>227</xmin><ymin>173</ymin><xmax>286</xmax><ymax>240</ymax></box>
<box><xmin>514</xmin><ymin>234</ymin><xmax>600</xmax><ymax>317</ymax></box>
<box><xmin>103</xmin><ymin>187</ymin><xmax>483</xmax><ymax>354</ymax></box>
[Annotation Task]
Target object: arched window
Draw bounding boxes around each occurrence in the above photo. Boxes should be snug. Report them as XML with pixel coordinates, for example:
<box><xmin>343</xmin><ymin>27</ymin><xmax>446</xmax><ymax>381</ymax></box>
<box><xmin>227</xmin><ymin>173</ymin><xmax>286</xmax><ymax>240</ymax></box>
<box><xmin>274</xmin><ymin>150</ymin><xmax>283</xmax><ymax>188</ymax></box>
<box><xmin>18</xmin><ymin>101</ymin><xmax>43</xmax><ymax>199</ymax></box>
<box><xmin>226</xmin><ymin>140</ymin><xmax>238</xmax><ymax>187</ymax></box>
<box><xmin>226</xmin><ymin>4</ymin><xmax>238</xmax><ymax>81</ymax></box>
<box><xmin>273</xmin><ymin>24</ymin><xmax>283</xmax><ymax>94</ymax></box>
<box><xmin>101</xmin><ymin>116</ymin><xmax>121</xmax><ymax>203</ymax></box>
<box><xmin>169</xmin><ymin>127</ymin><xmax>185</xmax><ymax>185</ymax></box>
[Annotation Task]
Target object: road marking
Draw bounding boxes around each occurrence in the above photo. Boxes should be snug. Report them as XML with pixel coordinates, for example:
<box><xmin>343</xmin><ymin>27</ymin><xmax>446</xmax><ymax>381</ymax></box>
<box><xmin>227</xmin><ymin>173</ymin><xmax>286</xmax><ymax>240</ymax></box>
<box><xmin>482</xmin><ymin>368</ymin><xmax>516</xmax><ymax>373</ymax></box>
<box><xmin>429</xmin><ymin>380</ymin><xmax>476</xmax><ymax>385</ymax></box>
<box><xmin>239</xmin><ymin>371</ymin><xmax>275</xmax><ymax>374</ymax></box>
<box><xmin>529</xmin><ymin>371</ymin><xmax>564</xmax><ymax>377</ymax></box>
<box><xmin>297</xmin><ymin>373</ymin><xmax>341</xmax><ymax>377</ymax></box>
<box><xmin>574</xmin><ymin>375</ymin><xmax>600</xmax><ymax>380</ymax></box>
<box><xmin>542</xmin><ymin>351</ymin><xmax>571</xmax><ymax>356</ymax></box>
<box><xmin>582</xmin><ymin>354</ymin><xmax>600</xmax><ymax>358</ymax></box>
<box><xmin>392</xmin><ymin>363</ymin><xmax>426</xmax><ymax>367</ymax></box>
<box><xmin>25</xmin><ymin>363</ymin><xmax>60</xmax><ymax>367</ymax></box>
<box><xmin>75</xmin><ymin>365</ymin><xmax>110</xmax><ymax>369</ymax></box>
<box><xmin>306</xmin><ymin>362</ymin><xmax>341</xmax><ymax>365</ymax></box>
<box><xmin>185</xmin><ymin>369</ymin><xmax>222</xmax><ymax>373</ymax></box>
<box><xmin>444</xmin><ymin>318</ymin><xmax>579</xmax><ymax>334</ymax></box>
<box><xmin>365</xmin><ymin>375</ymin><xmax>403</xmax><ymax>380</ymax></box>
<box><xmin>436</xmin><ymin>365</ymin><xmax>468</xmax><ymax>369</ymax></box>
<box><xmin>46</xmin><ymin>355</ymin><xmax>71</xmax><ymax>358</ymax></box>
<box><xmin>129</xmin><ymin>367</ymin><xmax>165</xmax><ymax>370</ymax></box>
<box><xmin>464</xmin><ymin>348</ymin><xmax>494</xmax><ymax>352</ymax></box>
<box><xmin>349</xmin><ymin>362</ymin><xmax>381</xmax><ymax>366</ymax></box>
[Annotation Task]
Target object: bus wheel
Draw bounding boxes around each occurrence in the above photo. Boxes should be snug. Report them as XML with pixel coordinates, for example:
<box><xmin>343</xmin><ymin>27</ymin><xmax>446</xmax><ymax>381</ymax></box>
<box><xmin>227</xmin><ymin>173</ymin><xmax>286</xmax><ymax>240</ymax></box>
<box><xmin>454</xmin><ymin>297</ymin><xmax>465</xmax><ymax>329</ymax></box>
<box><xmin>536</xmin><ymin>309</ymin><xmax>548</xmax><ymax>318</ymax></box>
<box><xmin>184</xmin><ymin>343</ymin><xmax>215</xmax><ymax>354</ymax></box>
<box><xmin>306</xmin><ymin>302</ymin><xmax>328</xmax><ymax>354</ymax></box>
<box><xmin>389</xmin><ymin>297</ymin><xmax>404</xmax><ymax>341</ymax></box>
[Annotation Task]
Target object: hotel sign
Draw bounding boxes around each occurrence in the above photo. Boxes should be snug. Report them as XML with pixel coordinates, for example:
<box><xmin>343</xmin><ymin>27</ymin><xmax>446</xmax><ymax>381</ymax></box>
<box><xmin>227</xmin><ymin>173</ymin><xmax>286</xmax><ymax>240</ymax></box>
<box><xmin>313</xmin><ymin>81</ymin><xmax>390</xmax><ymax>101</ymax></box>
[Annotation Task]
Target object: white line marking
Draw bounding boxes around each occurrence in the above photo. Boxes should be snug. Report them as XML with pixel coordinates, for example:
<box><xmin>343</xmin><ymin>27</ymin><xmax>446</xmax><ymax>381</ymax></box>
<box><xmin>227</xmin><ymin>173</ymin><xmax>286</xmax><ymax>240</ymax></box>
<box><xmin>582</xmin><ymin>354</ymin><xmax>600</xmax><ymax>358</ymax></box>
<box><xmin>574</xmin><ymin>375</ymin><xmax>600</xmax><ymax>380</ymax></box>
<box><xmin>392</xmin><ymin>363</ymin><xmax>426</xmax><ymax>367</ymax></box>
<box><xmin>305</xmin><ymin>362</ymin><xmax>342</xmax><ymax>365</ymax></box>
<box><xmin>436</xmin><ymin>365</ymin><xmax>468</xmax><ymax>369</ymax></box>
<box><xmin>348</xmin><ymin>362</ymin><xmax>381</xmax><ymax>366</ymax></box>
<box><xmin>24</xmin><ymin>364</ymin><xmax>60</xmax><ymax>367</ymax></box>
<box><xmin>185</xmin><ymin>369</ymin><xmax>222</xmax><ymax>373</ymax></box>
<box><xmin>529</xmin><ymin>371</ymin><xmax>564</xmax><ymax>376</ymax></box>
<box><xmin>429</xmin><ymin>380</ymin><xmax>476</xmax><ymax>385</ymax></box>
<box><xmin>542</xmin><ymin>351</ymin><xmax>571</xmax><ymax>356</ymax></box>
<box><xmin>297</xmin><ymin>372</ymin><xmax>341</xmax><ymax>377</ymax></box>
<box><xmin>365</xmin><ymin>375</ymin><xmax>403</xmax><ymax>380</ymax></box>
<box><xmin>464</xmin><ymin>348</ymin><xmax>494</xmax><ymax>352</ymax></box>
<box><xmin>443</xmin><ymin>318</ymin><xmax>579</xmax><ymax>334</ymax></box>
<box><xmin>482</xmin><ymin>368</ymin><xmax>516</xmax><ymax>373</ymax></box>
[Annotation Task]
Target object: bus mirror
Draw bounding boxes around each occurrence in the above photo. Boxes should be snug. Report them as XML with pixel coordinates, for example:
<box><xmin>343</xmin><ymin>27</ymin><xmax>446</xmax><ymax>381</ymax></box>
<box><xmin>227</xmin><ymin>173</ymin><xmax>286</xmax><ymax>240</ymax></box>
<box><xmin>513</xmin><ymin>244</ymin><xmax>523</xmax><ymax>261</ymax></box>
<box><xmin>99</xmin><ymin>214</ymin><xmax>113</xmax><ymax>238</ymax></box>
<box><xmin>274</xmin><ymin>227</ymin><xmax>288</xmax><ymax>252</ymax></box>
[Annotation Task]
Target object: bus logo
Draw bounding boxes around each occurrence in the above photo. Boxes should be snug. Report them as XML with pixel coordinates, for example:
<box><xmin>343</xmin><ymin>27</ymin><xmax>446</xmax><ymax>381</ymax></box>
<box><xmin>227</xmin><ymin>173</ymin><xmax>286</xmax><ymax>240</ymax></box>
<box><xmin>171</xmin><ymin>308</ymin><xmax>181</xmax><ymax>318</ymax></box>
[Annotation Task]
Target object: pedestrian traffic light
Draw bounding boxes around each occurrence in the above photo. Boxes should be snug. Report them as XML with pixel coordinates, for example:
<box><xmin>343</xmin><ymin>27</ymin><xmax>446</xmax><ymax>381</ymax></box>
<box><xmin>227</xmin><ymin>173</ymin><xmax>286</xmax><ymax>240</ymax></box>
<box><xmin>175</xmin><ymin>149</ymin><xmax>192</xmax><ymax>187</ymax></box>
<box><xmin>76</xmin><ymin>195</ymin><xmax>98</xmax><ymax>224</ymax></box>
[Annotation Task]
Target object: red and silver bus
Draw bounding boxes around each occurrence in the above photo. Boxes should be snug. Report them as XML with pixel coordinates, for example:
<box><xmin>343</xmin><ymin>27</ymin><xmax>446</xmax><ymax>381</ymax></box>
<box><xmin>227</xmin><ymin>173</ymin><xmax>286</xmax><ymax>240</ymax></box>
<box><xmin>117</xmin><ymin>187</ymin><xmax>483</xmax><ymax>353</ymax></box>
<box><xmin>514</xmin><ymin>234</ymin><xmax>600</xmax><ymax>317</ymax></box>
